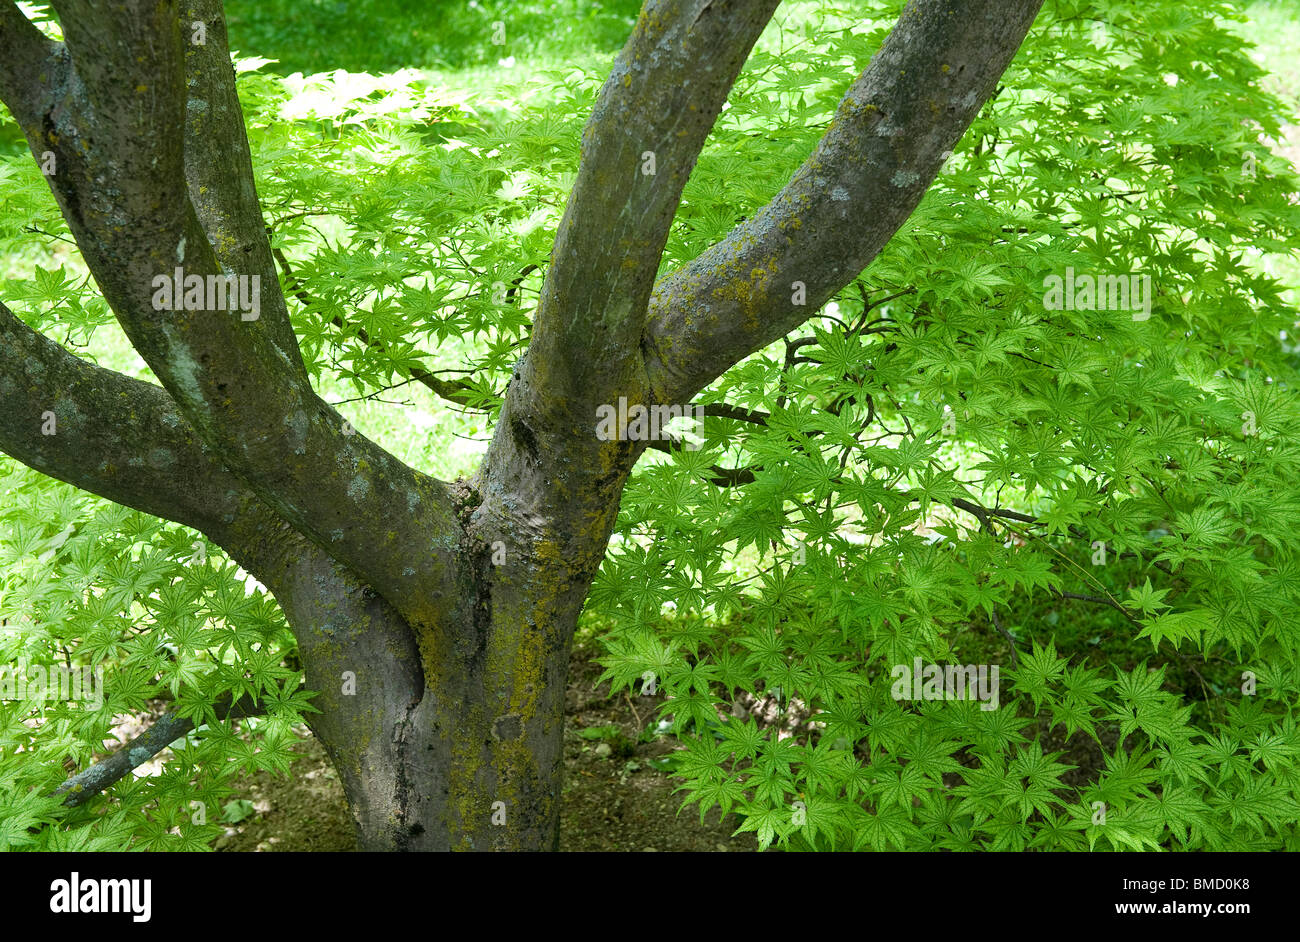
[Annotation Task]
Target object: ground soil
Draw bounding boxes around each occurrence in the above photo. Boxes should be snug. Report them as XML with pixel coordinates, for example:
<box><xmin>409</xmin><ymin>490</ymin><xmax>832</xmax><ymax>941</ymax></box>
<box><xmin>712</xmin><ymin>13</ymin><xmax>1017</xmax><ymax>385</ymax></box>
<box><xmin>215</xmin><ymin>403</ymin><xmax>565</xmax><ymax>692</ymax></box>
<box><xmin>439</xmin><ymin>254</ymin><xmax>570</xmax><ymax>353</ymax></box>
<box><xmin>213</xmin><ymin>637</ymin><xmax>759</xmax><ymax>852</ymax></box>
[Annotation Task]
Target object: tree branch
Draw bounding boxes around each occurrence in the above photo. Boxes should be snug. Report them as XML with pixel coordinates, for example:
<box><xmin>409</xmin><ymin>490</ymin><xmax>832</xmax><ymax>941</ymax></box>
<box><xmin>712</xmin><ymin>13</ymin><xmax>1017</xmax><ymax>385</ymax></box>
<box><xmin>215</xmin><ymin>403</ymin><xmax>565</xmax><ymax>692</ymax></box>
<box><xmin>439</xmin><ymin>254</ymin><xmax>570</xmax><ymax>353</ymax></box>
<box><xmin>54</xmin><ymin>689</ymin><xmax>284</xmax><ymax>808</ymax></box>
<box><xmin>989</xmin><ymin>609</ymin><xmax>1019</xmax><ymax>670</ymax></box>
<box><xmin>0</xmin><ymin>300</ymin><xmax>265</xmax><ymax>544</ymax></box>
<box><xmin>701</xmin><ymin>402</ymin><xmax>771</xmax><ymax>426</ymax></box>
<box><xmin>642</xmin><ymin>0</ymin><xmax>1045</xmax><ymax>404</ymax></box>
<box><xmin>0</xmin><ymin>0</ymin><xmax>57</xmax><ymax>111</ymax></box>
<box><xmin>519</xmin><ymin>0</ymin><xmax>783</xmax><ymax>419</ymax></box>
<box><xmin>0</xmin><ymin>1</ymin><xmax>466</xmax><ymax>631</ymax></box>
<box><xmin>1</xmin><ymin>302</ymin><xmax>428</xmax><ymax>805</ymax></box>
<box><xmin>473</xmin><ymin>0</ymin><xmax>784</xmax><ymax>577</ymax></box>
<box><xmin>179</xmin><ymin>0</ymin><xmax>306</xmax><ymax>375</ymax></box>
<box><xmin>643</xmin><ymin>438</ymin><xmax>756</xmax><ymax>486</ymax></box>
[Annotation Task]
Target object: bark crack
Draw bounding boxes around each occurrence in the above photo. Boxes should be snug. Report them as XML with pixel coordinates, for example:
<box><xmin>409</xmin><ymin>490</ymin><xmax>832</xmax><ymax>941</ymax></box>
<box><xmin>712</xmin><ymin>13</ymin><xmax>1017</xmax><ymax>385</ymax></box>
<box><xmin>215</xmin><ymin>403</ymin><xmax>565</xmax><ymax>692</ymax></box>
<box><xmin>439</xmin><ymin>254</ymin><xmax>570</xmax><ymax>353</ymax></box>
<box><xmin>389</xmin><ymin>693</ymin><xmax>423</xmax><ymax>850</ymax></box>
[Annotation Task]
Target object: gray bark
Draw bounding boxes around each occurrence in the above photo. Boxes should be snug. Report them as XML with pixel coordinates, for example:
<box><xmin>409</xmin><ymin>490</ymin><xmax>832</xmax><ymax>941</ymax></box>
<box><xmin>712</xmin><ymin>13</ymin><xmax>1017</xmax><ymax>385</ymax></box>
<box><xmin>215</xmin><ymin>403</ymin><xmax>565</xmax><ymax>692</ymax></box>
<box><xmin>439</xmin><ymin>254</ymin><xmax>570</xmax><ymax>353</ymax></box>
<box><xmin>0</xmin><ymin>0</ymin><xmax>1043</xmax><ymax>850</ymax></box>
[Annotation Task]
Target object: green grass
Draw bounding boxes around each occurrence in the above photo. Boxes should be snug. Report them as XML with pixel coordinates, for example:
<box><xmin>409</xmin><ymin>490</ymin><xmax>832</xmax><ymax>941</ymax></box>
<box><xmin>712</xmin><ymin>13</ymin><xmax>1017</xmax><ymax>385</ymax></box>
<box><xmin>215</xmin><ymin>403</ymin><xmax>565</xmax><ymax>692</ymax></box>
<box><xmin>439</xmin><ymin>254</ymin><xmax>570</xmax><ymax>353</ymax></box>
<box><xmin>223</xmin><ymin>0</ymin><xmax>643</xmax><ymax>76</ymax></box>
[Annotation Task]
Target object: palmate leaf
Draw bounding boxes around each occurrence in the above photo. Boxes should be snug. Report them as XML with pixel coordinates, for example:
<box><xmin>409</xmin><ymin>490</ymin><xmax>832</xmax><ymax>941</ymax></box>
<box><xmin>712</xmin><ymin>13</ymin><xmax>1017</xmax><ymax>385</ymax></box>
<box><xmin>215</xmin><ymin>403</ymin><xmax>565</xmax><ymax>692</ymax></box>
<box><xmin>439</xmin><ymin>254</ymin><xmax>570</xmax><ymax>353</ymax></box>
<box><xmin>684</xmin><ymin>774</ymin><xmax>747</xmax><ymax>822</ymax></box>
<box><xmin>986</xmin><ymin>550</ymin><xmax>1061</xmax><ymax>599</ymax></box>
<box><xmin>1136</xmin><ymin>608</ymin><xmax>1213</xmax><ymax>651</ymax></box>
<box><xmin>874</xmin><ymin>763</ymin><xmax>928</xmax><ymax>811</ymax></box>
<box><xmin>849</xmin><ymin>802</ymin><xmax>923</xmax><ymax>852</ymax></box>
<box><xmin>1127</xmin><ymin>578</ymin><xmax>1173</xmax><ymax>617</ymax></box>
<box><xmin>733</xmin><ymin>803</ymin><xmax>788</xmax><ymax>851</ymax></box>
<box><xmin>1011</xmin><ymin>639</ymin><xmax>1067</xmax><ymax>713</ymax></box>
<box><xmin>796</xmin><ymin>794</ymin><xmax>850</xmax><ymax>851</ymax></box>
<box><xmin>720</xmin><ymin>717</ymin><xmax>765</xmax><ymax>762</ymax></box>
<box><xmin>1029</xmin><ymin>811</ymin><xmax>1088</xmax><ymax>851</ymax></box>
<box><xmin>1154</xmin><ymin>787</ymin><xmax>1210</xmax><ymax>847</ymax></box>
<box><xmin>1087</xmin><ymin>810</ymin><xmax>1164</xmax><ymax>852</ymax></box>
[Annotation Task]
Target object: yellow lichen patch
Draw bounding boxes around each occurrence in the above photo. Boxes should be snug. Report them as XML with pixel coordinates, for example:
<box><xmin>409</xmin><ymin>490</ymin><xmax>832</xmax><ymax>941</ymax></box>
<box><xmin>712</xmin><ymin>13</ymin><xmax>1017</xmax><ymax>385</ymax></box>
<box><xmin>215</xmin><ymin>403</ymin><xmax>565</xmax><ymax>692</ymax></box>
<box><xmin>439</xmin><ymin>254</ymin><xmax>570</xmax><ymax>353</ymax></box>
<box><xmin>501</xmin><ymin>622</ymin><xmax>547</xmax><ymax>719</ymax></box>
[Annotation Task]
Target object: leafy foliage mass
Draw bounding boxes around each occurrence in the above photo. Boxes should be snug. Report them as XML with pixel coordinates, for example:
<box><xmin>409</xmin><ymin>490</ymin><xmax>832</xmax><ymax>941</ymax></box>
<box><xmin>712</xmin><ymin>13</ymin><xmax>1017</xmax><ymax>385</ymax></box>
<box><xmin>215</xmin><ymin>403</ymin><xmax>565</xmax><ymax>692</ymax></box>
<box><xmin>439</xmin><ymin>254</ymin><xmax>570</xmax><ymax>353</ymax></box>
<box><xmin>0</xmin><ymin>466</ymin><xmax>309</xmax><ymax>849</ymax></box>
<box><xmin>596</xmin><ymin>0</ymin><xmax>1300</xmax><ymax>850</ymax></box>
<box><xmin>2</xmin><ymin>0</ymin><xmax>1299</xmax><ymax>849</ymax></box>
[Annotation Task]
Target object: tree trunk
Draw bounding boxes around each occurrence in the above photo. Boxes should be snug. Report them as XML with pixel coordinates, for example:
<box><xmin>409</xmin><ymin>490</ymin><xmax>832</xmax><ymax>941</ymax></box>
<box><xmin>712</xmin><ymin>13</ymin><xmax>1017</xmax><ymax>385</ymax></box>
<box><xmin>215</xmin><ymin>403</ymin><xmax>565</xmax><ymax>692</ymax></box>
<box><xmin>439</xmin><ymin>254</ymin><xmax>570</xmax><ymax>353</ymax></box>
<box><xmin>259</xmin><ymin>402</ymin><xmax>633</xmax><ymax>850</ymax></box>
<box><xmin>265</xmin><ymin>517</ymin><xmax>610</xmax><ymax>851</ymax></box>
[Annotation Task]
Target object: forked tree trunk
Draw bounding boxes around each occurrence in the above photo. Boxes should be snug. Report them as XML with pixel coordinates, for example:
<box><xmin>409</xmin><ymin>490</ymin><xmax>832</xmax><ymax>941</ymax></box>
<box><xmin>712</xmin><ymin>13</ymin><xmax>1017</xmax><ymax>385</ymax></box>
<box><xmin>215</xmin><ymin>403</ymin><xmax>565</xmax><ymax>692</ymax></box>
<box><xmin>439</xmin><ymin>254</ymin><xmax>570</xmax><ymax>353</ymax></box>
<box><xmin>261</xmin><ymin>392</ymin><xmax>636</xmax><ymax>850</ymax></box>
<box><xmin>0</xmin><ymin>0</ymin><xmax>1044</xmax><ymax>850</ymax></box>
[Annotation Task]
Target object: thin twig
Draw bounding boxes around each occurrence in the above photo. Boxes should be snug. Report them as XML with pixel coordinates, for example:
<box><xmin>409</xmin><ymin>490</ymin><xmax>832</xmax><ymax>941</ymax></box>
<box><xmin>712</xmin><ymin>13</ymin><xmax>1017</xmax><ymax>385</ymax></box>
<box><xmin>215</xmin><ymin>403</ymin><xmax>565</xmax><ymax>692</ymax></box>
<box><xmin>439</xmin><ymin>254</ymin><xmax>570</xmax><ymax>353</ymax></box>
<box><xmin>990</xmin><ymin>610</ymin><xmax>1019</xmax><ymax>669</ymax></box>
